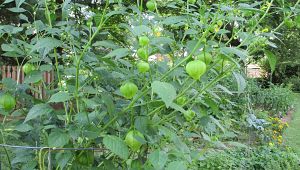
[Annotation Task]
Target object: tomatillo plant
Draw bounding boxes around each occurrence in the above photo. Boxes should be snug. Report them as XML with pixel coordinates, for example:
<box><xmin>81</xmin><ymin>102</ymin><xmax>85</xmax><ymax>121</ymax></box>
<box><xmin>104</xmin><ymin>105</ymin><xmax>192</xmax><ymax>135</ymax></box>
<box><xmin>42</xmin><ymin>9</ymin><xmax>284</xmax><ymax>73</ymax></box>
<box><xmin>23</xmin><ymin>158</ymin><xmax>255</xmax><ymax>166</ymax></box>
<box><xmin>137</xmin><ymin>61</ymin><xmax>150</xmax><ymax>73</ymax></box>
<box><xmin>185</xmin><ymin>60</ymin><xmax>207</xmax><ymax>80</ymax></box>
<box><xmin>0</xmin><ymin>0</ymin><xmax>292</xmax><ymax>169</ymax></box>
<box><xmin>120</xmin><ymin>82</ymin><xmax>139</xmax><ymax>99</ymax></box>
<box><xmin>0</xmin><ymin>93</ymin><xmax>16</xmax><ymax>111</ymax></box>
<box><xmin>124</xmin><ymin>130</ymin><xmax>145</xmax><ymax>152</ymax></box>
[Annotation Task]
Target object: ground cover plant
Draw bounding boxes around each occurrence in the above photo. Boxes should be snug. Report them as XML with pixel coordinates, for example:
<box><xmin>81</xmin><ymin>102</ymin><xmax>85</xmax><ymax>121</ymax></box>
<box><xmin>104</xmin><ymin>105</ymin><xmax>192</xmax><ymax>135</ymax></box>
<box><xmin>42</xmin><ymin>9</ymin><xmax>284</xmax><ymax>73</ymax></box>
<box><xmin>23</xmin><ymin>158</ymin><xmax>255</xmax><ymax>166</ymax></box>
<box><xmin>0</xmin><ymin>0</ymin><xmax>300</xmax><ymax>169</ymax></box>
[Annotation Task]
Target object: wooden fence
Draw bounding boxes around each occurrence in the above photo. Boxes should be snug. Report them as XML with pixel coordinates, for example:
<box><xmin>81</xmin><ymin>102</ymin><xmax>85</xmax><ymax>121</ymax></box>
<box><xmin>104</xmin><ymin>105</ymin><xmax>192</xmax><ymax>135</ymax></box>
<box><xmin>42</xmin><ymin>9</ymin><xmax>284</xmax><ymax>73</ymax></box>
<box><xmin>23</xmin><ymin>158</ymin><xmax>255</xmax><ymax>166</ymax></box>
<box><xmin>1</xmin><ymin>65</ymin><xmax>54</xmax><ymax>99</ymax></box>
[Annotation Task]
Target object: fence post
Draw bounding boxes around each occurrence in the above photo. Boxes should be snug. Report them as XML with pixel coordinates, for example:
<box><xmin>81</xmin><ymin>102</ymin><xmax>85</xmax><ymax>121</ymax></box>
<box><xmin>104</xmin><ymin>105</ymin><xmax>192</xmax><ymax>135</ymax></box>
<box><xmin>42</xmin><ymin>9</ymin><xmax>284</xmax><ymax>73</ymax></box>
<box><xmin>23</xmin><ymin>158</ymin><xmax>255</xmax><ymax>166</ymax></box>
<box><xmin>48</xmin><ymin>149</ymin><xmax>52</xmax><ymax>170</ymax></box>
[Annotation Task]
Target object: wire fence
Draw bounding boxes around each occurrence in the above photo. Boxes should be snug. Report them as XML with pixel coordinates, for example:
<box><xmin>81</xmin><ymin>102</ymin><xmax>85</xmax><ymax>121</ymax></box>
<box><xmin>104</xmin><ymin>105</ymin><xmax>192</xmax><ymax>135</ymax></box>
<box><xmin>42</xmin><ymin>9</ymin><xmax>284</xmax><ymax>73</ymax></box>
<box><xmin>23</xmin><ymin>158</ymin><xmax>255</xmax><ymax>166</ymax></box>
<box><xmin>0</xmin><ymin>144</ymin><xmax>106</xmax><ymax>151</ymax></box>
<box><xmin>0</xmin><ymin>143</ymin><xmax>107</xmax><ymax>170</ymax></box>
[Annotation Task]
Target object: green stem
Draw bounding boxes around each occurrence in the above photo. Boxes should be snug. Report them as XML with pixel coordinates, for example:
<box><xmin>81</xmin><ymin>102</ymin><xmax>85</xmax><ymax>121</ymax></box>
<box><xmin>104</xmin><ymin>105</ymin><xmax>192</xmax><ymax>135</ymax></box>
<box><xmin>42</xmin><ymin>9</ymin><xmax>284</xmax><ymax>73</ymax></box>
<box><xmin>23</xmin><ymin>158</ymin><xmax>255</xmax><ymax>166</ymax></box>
<box><xmin>0</xmin><ymin>129</ymin><xmax>12</xmax><ymax>170</ymax></box>
<box><xmin>44</xmin><ymin>0</ymin><xmax>70</xmax><ymax>124</ymax></box>
<box><xmin>75</xmin><ymin>0</ymin><xmax>109</xmax><ymax>113</ymax></box>
<box><xmin>100</xmin><ymin>20</ymin><xmax>214</xmax><ymax>131</ymax></box>
<box><xmin>158</xmin><ymin>66</ymin><xmax>235</xmax><ymax>124</ymax></box>
<box><xmin>237</xmin><ymin>0</ymin><xmax>274</xmax><ymax>48</ymax></box>
<box><xmin>273</xmin><ymin>0</ymin><xmax>300</xmax><ymax>32</ymax></box>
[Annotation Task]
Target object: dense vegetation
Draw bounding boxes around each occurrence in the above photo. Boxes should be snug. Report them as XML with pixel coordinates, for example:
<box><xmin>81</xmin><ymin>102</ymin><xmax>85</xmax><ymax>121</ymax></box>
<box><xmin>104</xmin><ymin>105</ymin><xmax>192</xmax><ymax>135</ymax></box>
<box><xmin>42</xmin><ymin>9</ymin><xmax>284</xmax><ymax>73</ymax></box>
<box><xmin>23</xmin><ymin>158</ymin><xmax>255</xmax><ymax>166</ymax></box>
<box><xmin>0</xmin><ymin>0</ymin><xmax>299</xmax><ymax>169</ymax></box>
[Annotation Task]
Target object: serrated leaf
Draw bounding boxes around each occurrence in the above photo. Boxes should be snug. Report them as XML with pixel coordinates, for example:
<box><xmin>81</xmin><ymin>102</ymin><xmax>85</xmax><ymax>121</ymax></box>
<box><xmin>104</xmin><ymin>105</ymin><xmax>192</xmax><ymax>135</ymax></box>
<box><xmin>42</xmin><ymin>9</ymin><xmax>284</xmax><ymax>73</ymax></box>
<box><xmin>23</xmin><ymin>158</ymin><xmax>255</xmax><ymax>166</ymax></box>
<box><xmin>131</xmin><ymin>25</ymin><xmax>152</xmax><ymax>36</ymax></box>
<box><xmin>24</xmin><ymin>104</ymin><xmax>53</xmax><ymax>122</ymax></box>
<box><xmin>30</xmin><ymin>37</ymin><xmax>62</xmax><ymax>53</ymax></box>
<box><xmin>48</xmin><ymin>130</ymin><xmax>70</xmax><ymax>147</ymax></box>
<box><xmin>233</xmin><ymin>72</ymin><xmax>246</xmax><ymax>94</ymax></box>
<box><xmin>24</xmin><ymin>71</ymin><xmax>43</xmax><ymax>84</ymax></box>
<box><xmin>166</xmin><ymin>161</ymin><xmax>187</xmax><ymax>170</ymax></box>
<box><xmin>210</xmin><ymin>116</ymin><xmax>225</xmax><ymax>132</ymax></box>
<box><xmin>93</xmin><ymin>40</ymin><xmax>119</xmax><ymax>49</ymax></box>
<box><xmin>152</xmin><ymin>81</ymin><xmax>176</xmax><ymax>108</ymax></box>
<box><xmin>169</xmin><ymin>103</ymin><xmax>186</xmax><ymax>113</ymax></box>
<box><xmin>104</xmin><ymin>48</ymin><xmax>129</xmax><ymax>59</ymax></box>
<box><xmin>15</xmin><ymin>123</ymin><xmax>33</xmax><ymax>132</ymax></box>
<box><xmin>103</xmin><ymin>135</ymin><xmax>129</xmax><ymax>160</ymax></box>
<box><xmin>216</xmin><ymin>84</ymin><xmax>233</xmax><ymax>95</ymax></box>
<box><xmin>1</xmin><ymin>44</ymin><xmax>14</xmax><ymax>51</ymax></box>
<box><xmin>151</xmin><ymin>37</ymin><xmax>174</xmax><ymax>45</ymax></box>
<box><xmin>162</xmin><ymin>16</ymin><xmax>186</xmax><ymax>25</ymax></box>
<box><xmin>55</xmin><ymin>152</ymin><xmax>72</xmax><ymax>169</ymax></box>
<box><xmin>201</xmin><ymin>132</ymin><xmax>211</xmax><ymax>141</ymax></box>
<box><xmin>48</xmin><ymin>92</ymin><xmax>71</xmax><ymax>103</ymax></box>
<box><xmin>221</xmin><ymin>47</ymin><xmax>248</xmax><ymax>60</ymax></box>
<box><xmin>264</xmin><ymin>50</ymin><xmax>277</xmax><ymax>73</ymax></box>
<box><xmin>149</xmin><ymin>150</ymin><xmax>168</xmax><ymax>170</ymax></box>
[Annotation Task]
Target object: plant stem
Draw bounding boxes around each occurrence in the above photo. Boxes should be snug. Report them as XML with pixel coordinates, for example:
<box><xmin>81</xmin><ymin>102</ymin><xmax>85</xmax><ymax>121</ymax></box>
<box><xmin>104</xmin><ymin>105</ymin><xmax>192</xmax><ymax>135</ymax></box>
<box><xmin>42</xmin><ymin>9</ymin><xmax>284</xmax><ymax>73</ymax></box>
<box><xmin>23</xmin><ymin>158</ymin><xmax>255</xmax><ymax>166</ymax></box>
<box><xmin>74</xmin><ymin>0</ymin><xmax>109</xmax><ymax>113</ymax></box>
<box><xmin>273</xmin><ymin>0</ymin><xmax>300</xmax><ymax>32</ymax></box>
<box><xmin>0</xmin><ymin>129</ymin><xmax>12</xmax><ymax>170</ymax></box>
<box><xmin>44</xmin><ymin>0</ymin><xmax>70</xmax><ymax>124</ymax></box>
<box><xmin>158</xmin><ymin>66</ymin><xmax>235</xmax><ymax>124</ymax></box>
<box><xmin>237</xmin><ymin>0</ymin><xmax>274</xmax><ymax>48</ymax></box>
<box><xmin>100</xmin><ymin>17</ymin><xmax>215</xmax><ymax>131</ymax></box>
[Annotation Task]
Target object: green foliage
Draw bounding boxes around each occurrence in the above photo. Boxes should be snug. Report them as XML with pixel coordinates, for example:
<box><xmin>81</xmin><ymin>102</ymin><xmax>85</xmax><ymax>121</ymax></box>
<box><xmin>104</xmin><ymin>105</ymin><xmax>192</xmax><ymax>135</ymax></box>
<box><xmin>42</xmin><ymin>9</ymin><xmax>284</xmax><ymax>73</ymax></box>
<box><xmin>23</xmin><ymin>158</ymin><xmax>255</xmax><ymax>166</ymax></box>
<box><xmin>0</xmin><ymin>0</ymin><xmax>299</xmax><ymax>169</ymax></box>
<box><xmin>248</xmin><ymin>81</ymin><xmax>295</xmax><ymax>114</ymax></box>
<box><xmin>198</xmin><ymin>146</ymin><xmax>299</xmax><ymax>170</ymax></box>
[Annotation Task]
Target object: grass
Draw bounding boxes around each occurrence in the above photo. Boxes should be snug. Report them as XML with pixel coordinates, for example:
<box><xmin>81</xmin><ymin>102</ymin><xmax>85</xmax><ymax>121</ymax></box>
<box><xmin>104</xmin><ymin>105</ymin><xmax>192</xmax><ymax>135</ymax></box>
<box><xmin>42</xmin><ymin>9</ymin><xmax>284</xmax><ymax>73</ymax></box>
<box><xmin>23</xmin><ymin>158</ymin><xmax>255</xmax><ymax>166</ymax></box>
<box><xmin>284</xmin><ymin>93</ymin><xmax>300</xmax><ymax>156</ymax></box>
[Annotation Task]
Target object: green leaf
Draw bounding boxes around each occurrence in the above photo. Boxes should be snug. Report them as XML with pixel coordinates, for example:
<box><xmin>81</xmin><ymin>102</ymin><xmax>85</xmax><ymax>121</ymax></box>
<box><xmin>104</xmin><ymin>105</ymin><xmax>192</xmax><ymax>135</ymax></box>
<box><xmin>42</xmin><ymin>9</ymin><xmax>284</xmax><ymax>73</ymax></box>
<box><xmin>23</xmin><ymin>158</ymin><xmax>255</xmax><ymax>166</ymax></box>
<box><xmin>151</xmin><ymin>37</ymin><xmax>174</xmax><ymax>45</ymax></box>
<box><xmin>8</xmin><ymin>7</ymin><xmax>26</xmax><ymax>13</ymax></box>
<box><xmin>24</xmin><ymin>71</ymin><xmax>43</xmax><ymax>84</ymax></box>
<box><xmin>30</xmin><ymin>37</ymin><xmax>62</xmax><ymax>53</ymax></box>
<box><xmin>152</xmin><ymin>81</ymin><xmax>176</xmax><ymax>108</ymax></box>
<box><xmin>48</xmin><ymin>92</ymin><xmax>71</xmax><ymax>103</ymax></box>
<box><xmin>264</xmin><ymin>50</ymin><xmax>277</xmax><ymax>73</ymax></box>
<box><xmin>3</xmin><ymin>0</ymin><xmax>14</xmax><ymax>4</ymax></box>
<box><xmin>14</xmin><ymin>123</ymin><xmax>33</xmax><ymax>132</ymax></box>
<box><xmin>48</xmin><ymin>130</ymin><xmax>70</xmax><ymax>147</ymax></box>
<box><xmin>210</xmin><ymin>116</ymin><xmax>225</xmax><ymax>132</ymax></box>
<box><xmin>56</xmin><ymin>152</ymin><xmax>72</xmax><ymax>169</ymax></box>
<box><xmin>166</xmin><ymin>161</ymin><xmax>187</xmax><ymax>170</ymax></box>
<box><xmin>103</xmin><ymin>135</ymin><xmax>129</xmax><ymax>160</ymax></box>
<box><xmin>149</xmin><ymin>150</ymin><xmax>168</xmax><ymax>170</ymax></box>
<box><xmin>1</xmin><ymin>44</ymin><xmax>14</xmax><ymax>51</ymax></box>
<box><xmin>216</xmin><ymin>84</ymin><xmax>233</xmax><ymax>95</ymax></box>
<box><xmin>162</xmin><ymin>16</ymin><xmax>186</xmax><ymax>25</ymax></box>
<box><xmin>1</xmin><ymin>78</ymin><xmax>17</xmax><ymax>90</ymax></box>
<box><xmin>104</xmin><ymin>48</ymin><xmax>129</xmax><ymax>59</ymax></box>
<box><xmin>93</xmin><ymin>40</ymin><xmax>119</xmax><ymax>49</ymax></box>
<box><xmin>169</xmin><ymin>103</ymin><xmax>186</xmax><ymax>114</ymax></box>
<box><xmin>19</xmin><ymin>14</ymin><xmax>28</xmax><ymax>22</ymax></box>
<box><xmin>134</xmin><ymin>116</ymin><xmax>150</xmax><ymax>133</ymax></box>
<box><xmin>201</xmin><ymin>132</ymin><xmax>211</xmax><ymax>141</ymax></box>
<box><xmin>233</xmin><ymin>72</ymin><xmax>246</xmax><ymax>94</ymax></box>
<box><xmin>24</xmin><ymin>104</ymin><xmax>53</xmax><ymax>122</ymax></box>
<box><xmin>295</xmin><ymin>15</ymin><xmax>300</xmax><ymax>28</ymax></box>
<box><xmin>103</xmin><ymin>160</ymin><xmax>117</xmax><ymax>170</ymax></box>
<box><xmin>15</xmin><ymin>0</ymin><xmax>25</xmax><ymax>8</ymax></box>
<box><xmin>131</xmin><ymin>25</ymin><xmax>152</xmax><ymax>36</ymax></box>
<box><xmin>220</xmin><ymin>47</ymin><xmax>248</xmax><ymax>60</ymax></box>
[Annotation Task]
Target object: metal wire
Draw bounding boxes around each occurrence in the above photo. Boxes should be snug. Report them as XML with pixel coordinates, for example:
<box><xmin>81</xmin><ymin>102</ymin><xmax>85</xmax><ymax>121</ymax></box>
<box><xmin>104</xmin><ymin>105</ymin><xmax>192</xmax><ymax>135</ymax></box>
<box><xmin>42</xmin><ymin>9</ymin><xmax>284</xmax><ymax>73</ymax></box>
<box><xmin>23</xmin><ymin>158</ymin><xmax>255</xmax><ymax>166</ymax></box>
<box><xmin>0</xmin><ymin>144</ymin><xmax>107</xmax><ymax>152</ymax></box>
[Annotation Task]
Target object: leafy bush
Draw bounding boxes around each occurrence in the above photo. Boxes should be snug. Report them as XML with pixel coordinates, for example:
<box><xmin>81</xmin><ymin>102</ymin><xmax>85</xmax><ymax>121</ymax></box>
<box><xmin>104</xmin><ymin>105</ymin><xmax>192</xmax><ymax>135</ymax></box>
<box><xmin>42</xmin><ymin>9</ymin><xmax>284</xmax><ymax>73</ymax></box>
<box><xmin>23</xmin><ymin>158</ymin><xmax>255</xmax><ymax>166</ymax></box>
<box><xmin>0</xmin><ymin>0</ymin><xmax>299</xmax><ymax>169</ymax></box>
<box><xmin>248</xmin><ymin>81</ymin><xmax>295</xmax><ymax>114</ymax></box>
<box><xmin>198</xmin><ymin>146</ymin><xmax>299</xmax><ymax>170</ymax></box>
<box><xmin>284</xmin><ymin>76</ymin><xmax>300</xmax><ymax>92</ymax></box>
